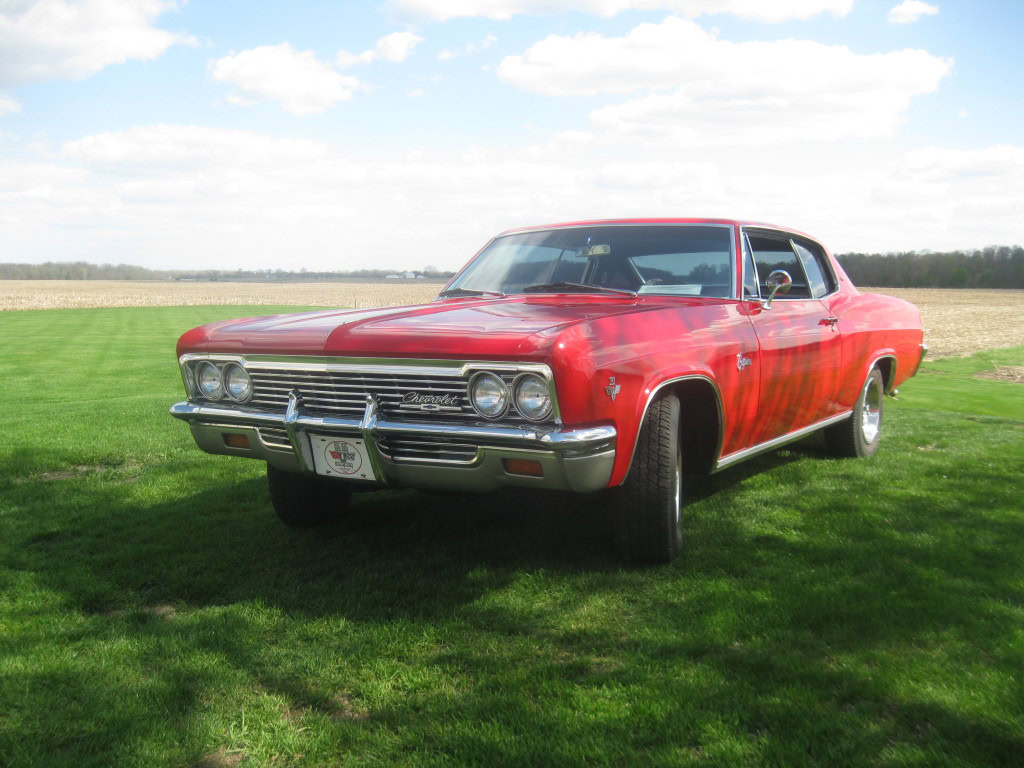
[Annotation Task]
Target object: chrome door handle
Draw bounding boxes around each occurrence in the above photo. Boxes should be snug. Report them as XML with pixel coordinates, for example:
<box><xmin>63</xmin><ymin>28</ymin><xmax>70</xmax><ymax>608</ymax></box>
<box><xmin>820</xmin><ymin>316</ymin><xmax>839</xmax><ymax>326</ymax></box>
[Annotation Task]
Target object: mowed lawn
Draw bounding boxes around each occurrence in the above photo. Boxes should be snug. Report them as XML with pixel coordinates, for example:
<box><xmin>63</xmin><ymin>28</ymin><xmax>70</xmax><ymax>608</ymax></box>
<box><xmin>1</xmin><ymin>306</ymin><xmax>1022</xmax><ymax>768</ymax></box>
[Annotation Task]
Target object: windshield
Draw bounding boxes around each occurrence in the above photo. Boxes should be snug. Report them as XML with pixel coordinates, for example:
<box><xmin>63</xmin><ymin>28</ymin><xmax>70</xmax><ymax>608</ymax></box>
<box><xmin>444</xmin><ymin>225</ymin><xmax>734</xmax><ymax>298</ymax></box>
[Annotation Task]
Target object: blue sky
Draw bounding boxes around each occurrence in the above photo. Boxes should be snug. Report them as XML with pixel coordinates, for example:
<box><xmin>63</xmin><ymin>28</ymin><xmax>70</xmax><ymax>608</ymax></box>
<box><xmin>1</xmin><ymin>0</ymin><xmax>1021</xmax><ymax>271</ymax></box>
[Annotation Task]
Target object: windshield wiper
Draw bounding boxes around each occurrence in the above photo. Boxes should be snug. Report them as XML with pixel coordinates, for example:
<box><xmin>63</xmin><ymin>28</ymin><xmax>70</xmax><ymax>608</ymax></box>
<box><xmin>521</xmin><ymin>281</ymin><xmax>637</xmax><ymax>297</ymax></box>
<box><xmin>437</xmin><ymin>287</ymin><xmax>506</xmax><ymax>298</ymax></box>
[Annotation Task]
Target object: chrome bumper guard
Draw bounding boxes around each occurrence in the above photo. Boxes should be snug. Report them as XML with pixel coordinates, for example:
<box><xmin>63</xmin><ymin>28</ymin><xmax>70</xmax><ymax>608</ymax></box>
<box><xmin>169</xmin><ymin>393</ymin><xmax>616</xmax><ymax>493</ymax></box>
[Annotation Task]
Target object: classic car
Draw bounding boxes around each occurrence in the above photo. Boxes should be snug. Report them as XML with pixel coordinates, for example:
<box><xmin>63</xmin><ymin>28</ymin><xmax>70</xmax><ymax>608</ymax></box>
<box><xmin>171</xmin><ymin>218</ymin><xmax>926</xmax><ymax>564</ymax></box>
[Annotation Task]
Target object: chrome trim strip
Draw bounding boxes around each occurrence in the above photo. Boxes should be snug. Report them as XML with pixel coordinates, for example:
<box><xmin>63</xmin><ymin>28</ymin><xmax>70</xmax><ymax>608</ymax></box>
<box><xmin>498</xmin><ymin>221</ymin><xmax>737</xmax><ymax>236</ymax></box>
<box><xmin>170</xmin><ymin>401</ymin><xmax>614</xmax><ymax>453</ymax></box>
<box><xmin>628</xmin><ymin>374</ymin><xmax>725</xmax><ymax>471</ymax></box>
<box><xmin>713</xmin><ymin>410</ymin><xmax>853</xmax><ymax>472</ymax></box>
<box><xmin>868</xmin><ymin>354</ymin><xmax>898</xmax><ymax>394</ymax></box>
<box><xmin>910</xmin><ymin>343</ymin><xmax>928</xmax><ymax>378</ymax></box>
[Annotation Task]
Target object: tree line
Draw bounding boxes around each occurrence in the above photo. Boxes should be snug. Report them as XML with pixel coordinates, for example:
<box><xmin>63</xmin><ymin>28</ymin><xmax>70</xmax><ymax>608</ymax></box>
<box><xmin>0</xmin><ymin>262</ymin><xmax>455</xmax><ymax>281</ymax></box>
<box><xmin>2</xmin><ymin>247</ymin><xmax>1022</xmax><ymax>288</ymax></box>
<box><xmin>835</xmin><ymin>246</ymin><xmax>1023</xmax><ymax>289</ymax></box>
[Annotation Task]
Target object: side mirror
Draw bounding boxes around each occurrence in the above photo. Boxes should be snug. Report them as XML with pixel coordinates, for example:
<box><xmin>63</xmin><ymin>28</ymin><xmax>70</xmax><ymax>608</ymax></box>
<box><xmin>760</xmin><ymin>270</ymin><xmax>792</xmax><ymax>310</ymax></box>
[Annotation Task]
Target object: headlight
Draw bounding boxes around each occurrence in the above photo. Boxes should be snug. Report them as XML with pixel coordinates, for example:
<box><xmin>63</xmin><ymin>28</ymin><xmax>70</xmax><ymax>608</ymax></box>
<box><xmin>223</xmin><ymin>362</ymin><xmax>252</xmax><ymax>402</ymax></box>
<box><xmin>514</xmin><ymin>373</ymin><xmax>553</xmax><ymax>421</ymax></box>
<box><xmin>196</xmin><ymin>361</ymin><xmax>224</xmax><ymax>400</ymax></box>
<box><xmin>469</xmin><ymin>371</ymin><xmax>509</xmax><ymax>419</ymax></box>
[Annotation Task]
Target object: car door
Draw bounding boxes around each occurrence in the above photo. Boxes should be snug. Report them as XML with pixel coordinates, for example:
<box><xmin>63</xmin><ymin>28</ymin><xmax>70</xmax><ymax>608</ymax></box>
<box><xmin>742</xmin><ymin>229</ymin><xmax>842</xmax><ymax>446</ymax></box>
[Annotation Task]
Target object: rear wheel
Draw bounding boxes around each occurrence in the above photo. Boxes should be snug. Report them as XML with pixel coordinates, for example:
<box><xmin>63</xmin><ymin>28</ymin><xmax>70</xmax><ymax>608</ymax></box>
<box><xmin>266</xmin><ymin>464</ymin><xmax>352</xmax><ymax>527</ymax></box>
<box><xmin>613</xmin><ymin>394</ymin><xmax>683</xmax><ymax>564</ymax></box>
<box><xmin>825</xmin><ymin>367</ymin><xmax>885</xmax><ymax>458</ymax></box>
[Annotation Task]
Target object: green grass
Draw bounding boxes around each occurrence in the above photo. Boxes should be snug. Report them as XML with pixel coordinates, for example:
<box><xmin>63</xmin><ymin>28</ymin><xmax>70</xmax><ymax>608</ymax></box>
<box><xmin>1</xmin><ymin>306</ymin><xmax>1022</xmax><ymax>768</ymax></box>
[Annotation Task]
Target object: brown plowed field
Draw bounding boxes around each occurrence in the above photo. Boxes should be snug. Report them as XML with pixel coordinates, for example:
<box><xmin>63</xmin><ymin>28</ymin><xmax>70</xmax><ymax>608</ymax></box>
<box><xmin>1</xmin><ymin>281</ymin><xmax>1021</xmax><ymax>359</ymax></box>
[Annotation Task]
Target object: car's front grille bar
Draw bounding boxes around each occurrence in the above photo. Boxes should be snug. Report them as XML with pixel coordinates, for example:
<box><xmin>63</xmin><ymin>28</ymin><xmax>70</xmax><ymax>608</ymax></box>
<box><xmin>376</xmin><ymin>436</ymin><xmax>480</xmax><ymax>465</ymax></box>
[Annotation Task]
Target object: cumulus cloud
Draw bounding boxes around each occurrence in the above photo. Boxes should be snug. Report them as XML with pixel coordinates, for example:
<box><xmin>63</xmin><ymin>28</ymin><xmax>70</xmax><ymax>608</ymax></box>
<box><xmin>211</xmin><ymin>44</ymin><xmax>361</xmax><ymax>115</ymax></box>
<box><xmin>1</xmin><ymin>125</ymin><xmax>1020</xmax><ymax>271</ymax></box>
<box><xmin>499</xmin><ymin>17</ymin><xmax>951</xmax><ymax>144</ymax></box>
<box><xmin>0</xmin><ymin>0</ymin><xmax>193</xmax><ymax>88</ymax></box>
<box><xmin>392</xmin><ymin>0</ymin><xmax>853</xmax><ymax>22</ymax></box>
<box><xmin>336</xmin><ymin>30</ymin><xmax>423</xmax><ymax>68</ymax></box>
<box><xmin>888</xmin><ymin>1</ymin><xmax>939</xmax><ymax>24</ymax></box>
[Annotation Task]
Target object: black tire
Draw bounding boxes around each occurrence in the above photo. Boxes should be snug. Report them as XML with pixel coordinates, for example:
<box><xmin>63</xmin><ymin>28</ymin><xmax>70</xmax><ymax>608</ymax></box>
<box><xmin>613</xmin><ymin>394</ymin><xmax>683</xmax><ymax>564</ymax></box>
<box><xmin>266</xmin><ymin>464</ymin><xmax>352</xmax><ymax>527</ymax></box>
<box><xmin>825</xmin><ymin>367</ymin><xmax>885</xmax><ymax>458</ymax></box>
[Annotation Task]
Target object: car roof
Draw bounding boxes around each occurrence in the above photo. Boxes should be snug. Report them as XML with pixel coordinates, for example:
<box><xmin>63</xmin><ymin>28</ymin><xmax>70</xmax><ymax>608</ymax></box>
<box><xmin>497</xmin><ymin>218</ymin><xmax>820</xmax><ymax>242</ymax></box>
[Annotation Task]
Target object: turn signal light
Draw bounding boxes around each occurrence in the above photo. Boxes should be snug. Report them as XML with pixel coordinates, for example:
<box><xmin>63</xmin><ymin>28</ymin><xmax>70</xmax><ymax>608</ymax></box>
<box><xmin>503</xmin><ymin>458</ymin><xmax>544</xmax><ymax>477</ymax></box>
<box><xmin>223</xmin><ymin>433</ymin><xmax>250</xmax><ymax>449</ymax></box>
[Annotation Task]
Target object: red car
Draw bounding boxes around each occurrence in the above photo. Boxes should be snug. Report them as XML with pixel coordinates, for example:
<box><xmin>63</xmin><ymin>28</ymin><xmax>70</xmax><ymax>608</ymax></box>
<box><xmin>171</xmin><ymin>219</ymin><xmax>925</xmax><ymax>563</ymax></box>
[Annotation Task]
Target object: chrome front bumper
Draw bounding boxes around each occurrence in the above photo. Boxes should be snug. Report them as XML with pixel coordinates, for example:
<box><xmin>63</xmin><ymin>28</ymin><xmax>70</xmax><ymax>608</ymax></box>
<box><xmin>169</xmin><ymin>394</ymin><xmax>616</xmax><ymax>493</ymax></box>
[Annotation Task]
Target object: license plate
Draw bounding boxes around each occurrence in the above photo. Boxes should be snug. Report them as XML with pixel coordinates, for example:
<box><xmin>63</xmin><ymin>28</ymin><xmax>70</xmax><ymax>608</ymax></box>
<box><xmin>310</xmin><ymin>434</ymin><xmax>376</xmax><ymax>481</ymax></box>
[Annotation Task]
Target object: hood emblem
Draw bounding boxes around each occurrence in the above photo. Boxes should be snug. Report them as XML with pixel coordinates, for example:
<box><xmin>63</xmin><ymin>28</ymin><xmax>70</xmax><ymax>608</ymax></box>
<box><xmin>401</xmin><ymin>391</ymin><xmax>461</xmax><ymax>412</ymax></box>
<box><xmin>605</xmin><ymin>377</ymin><xmax>621</xmax><ymax>401</ymax></box>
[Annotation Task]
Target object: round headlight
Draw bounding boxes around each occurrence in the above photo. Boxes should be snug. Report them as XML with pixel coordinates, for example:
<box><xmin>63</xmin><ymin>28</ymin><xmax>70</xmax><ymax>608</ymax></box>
<box><xmin>223</xmin><ymin>363</ymin><xmax>252</xmax><ymax>402</ymax></box>
<box><xmin>514</xmin><ymin>373</ymin><xmax>553</xmax><ymax>421</ymax></box>
<box><xmin>196</xmin><ymin>361</ymin><xmax>224</xmax><ymax>400</ymax></box>
<box><xmin>469</xmin><ymin>371</ymin><xmax>509</xmax><ymax>419</ymax></box>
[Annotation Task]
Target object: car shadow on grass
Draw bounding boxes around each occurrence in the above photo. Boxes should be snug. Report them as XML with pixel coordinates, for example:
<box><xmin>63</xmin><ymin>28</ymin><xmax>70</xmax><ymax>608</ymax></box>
<box><xmin>4</xmin><ymin>439</ymin><xmax>1023</xmax><ymax>767</ymax></box>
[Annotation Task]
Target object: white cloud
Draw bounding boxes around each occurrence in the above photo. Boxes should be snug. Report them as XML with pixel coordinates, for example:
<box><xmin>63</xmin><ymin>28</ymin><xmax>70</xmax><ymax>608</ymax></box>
<box><xmin>0</xmin><ymin>93</ymin><xmax>21</xmax><ymax>115</ymax></box>
<box><xmin>210</xmin><ymin>44</ymin><xmax>361</xmax><ymax>115</ymax></box>
<box><xmin>0</xmin><ymin>0</ymin><xmax>193</xmax><ymax>88</ymax></box>
<box><xmin>888</xmin><ymin>1</ymin><xmax>939</xmax><ymax>24</ymax></box>
<box><xmin>438</xmin><ymin>33</ymin><xmax>498</xmax><ymax>61</ymax></box>
<box><xmin>499</xmin><ymin>17</ymin><xmax>951</xmax><ymax>144</ymax></box>
<box><xmin>337</xmin><ymin>30</ymin><xmax>423</xmax><ymax>68</ymax></box>
<box><xmin>1</xmin><ymin>125</ymin><xmax>1020</xmax><ymax>272</ymax></box>
<box><xmin>392</xmin><ymin>0</ymin><xmax>853</xmax><ymax>22</ymax></box>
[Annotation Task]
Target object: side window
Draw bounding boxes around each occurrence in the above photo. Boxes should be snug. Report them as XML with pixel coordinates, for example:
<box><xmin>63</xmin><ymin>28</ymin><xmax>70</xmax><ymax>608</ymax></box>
<box><xmin>792</xmin><ymin>240</ymin><xmax>835</xmax><ymax>298</ymax></box>
<box><xmin>742</xmin><ymin>234</ymin><xmax>759</xmax><ymax>299</ymax></box>
<box><xmin>747</xmin><ymin>233</ymin><xmax>811</xmax><ymax>299</ymax></box>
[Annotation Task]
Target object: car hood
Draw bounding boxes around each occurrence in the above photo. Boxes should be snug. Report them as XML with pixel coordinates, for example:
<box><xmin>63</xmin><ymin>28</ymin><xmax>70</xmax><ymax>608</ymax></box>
<box><xmin>178</xmin><ymin>296</ymin><xmax>681</xmax><ymax>360</ymax></box>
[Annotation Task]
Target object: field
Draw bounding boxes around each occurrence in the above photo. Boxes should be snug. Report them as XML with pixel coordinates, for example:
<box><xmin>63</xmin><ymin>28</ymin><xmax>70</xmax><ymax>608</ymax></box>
<box><xmin>2</xmin><ymin>281</ymin><xmax>1023</xmax><ymax>359</ymax></box>
<box><xmin>0</xmin><ymin>280</ymin><xmax>442</xmax><ymax>312</ymax></box>
<box><xmin>0</xmin><ymin>303</ymin><xmax>1022</xmax><ymax>767</ymax></box>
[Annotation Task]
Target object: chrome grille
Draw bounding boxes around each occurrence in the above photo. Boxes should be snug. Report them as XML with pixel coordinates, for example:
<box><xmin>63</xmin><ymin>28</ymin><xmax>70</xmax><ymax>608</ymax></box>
<box><xmin>377</xmin><ymin>436</ymin><xmax>479</xmax><ymax>465</ymax></box>
<box><xmin>246</xmin><ymin>367</ymin><xmax>530</xmax><ymax>423</ymax></box>
<box><xmin>257</xmin><ymin>426</ymin><xmax>292</xmax><ymax>450</ymax></box>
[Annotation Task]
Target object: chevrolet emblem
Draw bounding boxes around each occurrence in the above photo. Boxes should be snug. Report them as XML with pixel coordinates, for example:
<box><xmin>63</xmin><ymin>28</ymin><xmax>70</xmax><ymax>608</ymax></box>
<box><xmin>605</xmin><ymin>377</ymin><xmax>621</xmax><ymax>401</ymax></box>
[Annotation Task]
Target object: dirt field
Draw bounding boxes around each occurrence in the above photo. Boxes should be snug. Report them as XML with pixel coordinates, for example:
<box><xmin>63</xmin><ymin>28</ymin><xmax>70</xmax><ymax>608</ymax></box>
<box><xmin>865</xmin><ymin>288</ymin><xmax>1024</xmax><ymax>359</ymax></box>
<box><xmin>1</xmin><ymin>281</ymin><xmax>1021</xmax><ymax>359</ymax></box>
<box><xmin>0</xmin><ymin>280</ymin><xmax>441</xmax><ymax>312</ymax></box>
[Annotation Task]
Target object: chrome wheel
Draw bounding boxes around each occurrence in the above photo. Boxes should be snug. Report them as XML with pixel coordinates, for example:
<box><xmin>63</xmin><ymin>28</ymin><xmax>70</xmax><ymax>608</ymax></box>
<box><xmin>860</xmin><ymin>374</ymin><xmax>882</xmax><ymax>444</ymax></box>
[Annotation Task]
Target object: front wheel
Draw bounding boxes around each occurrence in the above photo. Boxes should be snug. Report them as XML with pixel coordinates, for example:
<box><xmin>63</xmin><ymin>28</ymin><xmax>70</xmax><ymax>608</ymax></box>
<box><xmin>613</xmin><ymin>393</ymin><xmax>683</xmax><ymax>564</ymax></box>
<box><xmin>267</xmin><ymin>464</ymin><xmax>352</xmax><ymax>527</ymax></box>
<box><xmin>825</xmin><ymin>367</ymin><xmax>885</xmax><ymax>458</ymax></box>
